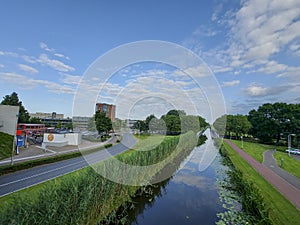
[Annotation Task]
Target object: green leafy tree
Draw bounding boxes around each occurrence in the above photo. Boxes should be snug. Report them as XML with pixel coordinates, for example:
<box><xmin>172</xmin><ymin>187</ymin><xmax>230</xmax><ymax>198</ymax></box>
<box><xmin>181</xmin><ymin>115</ymin><xmax>208</xmax><ymax>133</ymax></box>
<box><xmin>213</xmin><ymin>114</ymin><xmax>251</xmax><ymax>138</ymax></box>
<box><xmin>145</xmin><ymin>114</ymin><xmax>156</xmax><ymax>131</ymax></box>
<box><xmin>248</xmin><ymin>103</ymin><xmax>300</xmax><ymax>143</ymax></box>
<box><xmin>66</xmin><ymin>123</ymin><xmax>73</xmax><ymax>130</ymax></box>
<box><xmin>29</xmin><ymin>117</ymin><xmax>42</xmax><ymax>124</ymax></box>
<box><xmin>95</xmin><ymin>111</ymin><xmax>112</xmax><ymax>134</ymax></box>
<box><xmin>132</xmin><ymin>120</ymin><xmax>147</xmax><ymax>132</ymax></box>
<box><xmin>1</xmin><ymin>92</ymin><xmax>30</xmax><ymax>123</ymax></box>
<box><xmin>56</xmin><ymin>121</ymin><xmax>62</xmax><ymax>129</ymax></box>
<box><xmin>164</xmin><ymin>114</ymin><xmax>181</xmax><ymax>135</ymax></box>
<box><xmin>87</xmin><ymin>116</ymin><xmax>97</xmax><ymax>132</ymax></box>
<box><xmin>112</xmin><ymin>118</ymin><xmax>122</xmax><ymax>131</ymax></box>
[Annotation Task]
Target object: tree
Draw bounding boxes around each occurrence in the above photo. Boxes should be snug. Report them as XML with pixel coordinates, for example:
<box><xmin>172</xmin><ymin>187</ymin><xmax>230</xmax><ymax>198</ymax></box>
<box><xmin>248</xmin><ymin>103</ymin><xmax>300</xmax><ymax>144</ymax></box>
<box><xmin>66</xmin><ymin>123</ymin><xmax>73</xmax><ymax>130</ymax></box>
<box><xmin>56</xmin><ymin>121</ymin><xmax>62</xmax><ymax>129</ymax></box>
<box><xmin>164</xmin><ymin>115</ymin><xmax>181</xmax><ymax>135</ymax></box>
<box><xmin>132</xmin><ymin>120</ymin><xmax>147</xmax><ymax>132</ymax></box>
<box><xmin>112</xmin><ymin>118</ymin><xmax>122</xmax><ymax>131</ymax></box>
<box><xmin>145</xmin><ymin>114</ymin><xmax>156</xmax><ymax>131</ymax></box>
<box><xmin>213</xmin><ymin>114</ymin><xmax>251</xmax><ymax>138</ymax></box>
<box><xmin>29</xmin><ymin>117</ymin><xmax>42</xmax><ymax>124</ymax></box>
<box><xmin>1</xmin><ymin>92</ymin><xmax>30</xmax><ymax>123</ymax></box>
<box><xmin>181</xmin><ymin>115</ymin><xmax>208</xmax><ymax>133</ymax></box>
<box><xmin>95</xmin><ymin>111</ymin><xmax>112</xmax><ymax>134</ymax></box>
<box><xmin>87</xmin><ymin>116</ymin><xmax>97</xmax><ymax>132</ymax></box>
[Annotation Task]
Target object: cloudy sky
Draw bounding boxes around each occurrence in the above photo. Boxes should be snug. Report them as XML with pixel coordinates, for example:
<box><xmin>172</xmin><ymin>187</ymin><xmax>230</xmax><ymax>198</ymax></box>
<box><xmin>0</xmin><ymin>0</ymin><xmax>299</xmax><ymax>120</ymax></box>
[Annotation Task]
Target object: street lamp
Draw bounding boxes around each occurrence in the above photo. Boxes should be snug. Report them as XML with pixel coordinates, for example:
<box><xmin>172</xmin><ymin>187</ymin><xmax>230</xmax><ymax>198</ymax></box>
<box><xmin>288</xmin><ymin>134</ymin><xmax>296</xmax><ymax>157</ymax></box>
<box><xmin>11</xmin><ymin>113</ymin><xmax>19</xmax><ymax>166</ymax></box>
<box><xmin>241</xmin><ymin>136</ymin><xmax>244</xmax><ymax>149</ymax></box>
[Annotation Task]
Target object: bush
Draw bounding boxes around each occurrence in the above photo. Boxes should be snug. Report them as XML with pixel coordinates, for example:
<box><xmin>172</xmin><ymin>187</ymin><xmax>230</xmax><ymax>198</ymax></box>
<box><xmin>104</xmin><ymin>143</ymin><xmax>113</xmax><ymax>148</ymax></box>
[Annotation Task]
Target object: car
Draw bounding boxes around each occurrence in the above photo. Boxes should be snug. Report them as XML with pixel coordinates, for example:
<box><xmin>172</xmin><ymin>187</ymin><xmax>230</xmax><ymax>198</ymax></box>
<box><xmin>285</xmin><ymin>149</ymin><xmax>300</xmax><ymax>155</ymax></box>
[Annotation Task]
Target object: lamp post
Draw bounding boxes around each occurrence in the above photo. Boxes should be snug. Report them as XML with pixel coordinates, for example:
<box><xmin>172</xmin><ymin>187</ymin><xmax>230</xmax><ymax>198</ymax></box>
<box><xmin>11</xmin><ymin>113</ymin><xmax>19</xmax><ymax>166</ymax></box>
<box><xmin>241</xmin><ymin>136</ymin><xmax>244</xmax><ymax>149</ymax></box>
<box><xmin>288</xmin><ymin>134</ymin><xmax>296</xmax><ymax>157</ymax></box>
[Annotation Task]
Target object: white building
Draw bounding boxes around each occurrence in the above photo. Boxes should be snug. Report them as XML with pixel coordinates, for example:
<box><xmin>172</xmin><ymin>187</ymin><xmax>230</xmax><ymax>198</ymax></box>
<box><xmin>0</xmin><ymin>105</ymin><xmax>19</xmax><ymax>135</ymax></box>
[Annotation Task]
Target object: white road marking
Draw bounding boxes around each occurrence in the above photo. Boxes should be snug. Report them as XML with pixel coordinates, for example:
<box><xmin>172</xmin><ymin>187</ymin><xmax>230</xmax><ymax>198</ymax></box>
<box><xmin>0</xmin><ymin>160</ymin><xmax>85</xmax><ymax>187</ymax></box>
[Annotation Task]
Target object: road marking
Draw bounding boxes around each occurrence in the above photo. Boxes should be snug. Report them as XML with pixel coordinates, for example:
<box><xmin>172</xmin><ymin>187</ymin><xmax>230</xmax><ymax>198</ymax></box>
<box><xmin>0</xmin><ymin>160</ymin><xmax>86</xmax><ymax>187</ymax></box>
<box><xmin>0</xmin><ymin>165</ymin><xmax>88</xmax><ymax>198</ymax></box>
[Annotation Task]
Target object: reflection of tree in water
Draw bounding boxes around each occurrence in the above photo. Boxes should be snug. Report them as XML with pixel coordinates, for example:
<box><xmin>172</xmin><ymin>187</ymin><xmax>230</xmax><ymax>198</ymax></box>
<box><xmin>101</xmin><ymin>134</ymin><xmax>208</xmax><ymax>225</ymax></box>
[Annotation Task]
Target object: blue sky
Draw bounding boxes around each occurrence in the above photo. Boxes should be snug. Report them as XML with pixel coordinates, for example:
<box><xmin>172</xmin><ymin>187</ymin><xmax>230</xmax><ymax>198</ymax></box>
<box><xmin>0</xmin><ymin>0</ymin><xmax>299</xmax><ymax>120</ymax></box>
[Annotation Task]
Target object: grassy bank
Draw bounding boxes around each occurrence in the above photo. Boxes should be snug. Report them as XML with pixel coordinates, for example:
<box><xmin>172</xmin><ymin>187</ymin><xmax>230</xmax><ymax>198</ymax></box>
<box><xmin>230</xmin><ymin>139</ymin><xmax>300</xmax><ymax>179</ymax></box>
<box><xmin>0</xmin><ymin>131</ymin><xmax>13</xmax><ymax>160</ymax></box>
<box><xmin>0</xmin><ymin>145</ymin><xmax>109</xmax><ymax>176</ymax></box>
<box><xmin>0</xmin><ymin>132</ymin><xmax>197</xmax><ymax>224</ymax></box>
<box><xmin>223</xmin><ymin>142</ymin><xmax>300</xmax><ymax>225</ymax></box>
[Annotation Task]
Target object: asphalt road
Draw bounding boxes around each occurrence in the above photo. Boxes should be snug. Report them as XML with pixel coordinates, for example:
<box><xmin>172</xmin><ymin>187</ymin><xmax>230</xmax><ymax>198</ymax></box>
<box><xmin>0</xmin><ymin>133</ymin><xmax>136</xmax><ymax>197</ymax></box>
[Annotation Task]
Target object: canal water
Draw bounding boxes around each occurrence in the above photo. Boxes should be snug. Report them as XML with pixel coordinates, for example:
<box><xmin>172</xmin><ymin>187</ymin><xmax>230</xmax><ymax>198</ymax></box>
<box><xmin>124</xmin><ymin>130</ymin><xmax>231</xmax><ymax>225</ymax></box>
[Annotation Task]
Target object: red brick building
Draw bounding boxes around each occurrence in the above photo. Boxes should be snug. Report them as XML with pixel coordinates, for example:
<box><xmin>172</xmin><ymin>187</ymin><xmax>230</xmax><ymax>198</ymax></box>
<box><xmin>95</xmin><ymin>103</ymin><xmax>116</xmax><ymax>122</ymax></box>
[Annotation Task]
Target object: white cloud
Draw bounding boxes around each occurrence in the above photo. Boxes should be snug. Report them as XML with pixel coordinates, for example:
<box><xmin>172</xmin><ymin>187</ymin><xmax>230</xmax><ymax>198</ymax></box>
<box><xmin>61</xmin><ymin>74</ymin><xmax>82</xmax><ymax>85</ymax></box>
<box><xmin>230</xmin><ymin>0</ymin><xmax>300</xmax><ymax>62</ymax></box>
<box><xmin>54</xmin><ymin>53</ymin><xmax>70</xmax><ymax>60</ymax></box>
<box><xmin>221</xmin><ymin>80</ymin><xmax>240</xmax><ymax>87</ymax></box>
<box><xmin>192</xmin><ymin>25</ymin><xmax>218</xmax><ymax>37</ymax></box>
<box><xmin>256</xmin><ymin>61</ymin><xmax>288</xmax><ymax>74</ymax></box>
<box><xmin>18</xmin><ymin>64</ymin><xmax>38</xmax><ymax>74</ymax></box>
<box><xmin>244</xmin><ymin>84</ymin><xmax>268</xmax><ymax>96</ymax></box>
<box><xmin>40</xmin><ymin>42</ymin><xmax>55</xmax><ymax>52</ymax></box>
<box><xmin>0</xmin><ymin>50</ymin><xmax>18</xmax><ymax>57</ymax></box>
<box><xmin>187</xmin><ymin>0</ymin><xmax>300</xmax><ymax>78</ymax></box>
<box><xmin>0</xmin><ymin>72</ymin><xmax>75</xmax><ymax>94</ymax></box>
<box><xmin>0</xmin><ymin>64</ymin><xmax>4</xmax><ymax>68</ymax></box>
<box><xmin>40</xmin><ymin>42</ymin><xmax>70</xmax><ymax>60</ymax></box>
<box><xmin>244</xmin><ymin>83</ymin><xmax>298</xmax><ymax>97</ymax></box>
<box><xmin>277</xmin><ymin>66</ymin><xmax>300</xmax><ymax>81</ymax></box>
<box><xmin>38</xmin><ymin>54</ymin><xmax>75</xmax><ymax>72</ymax></box>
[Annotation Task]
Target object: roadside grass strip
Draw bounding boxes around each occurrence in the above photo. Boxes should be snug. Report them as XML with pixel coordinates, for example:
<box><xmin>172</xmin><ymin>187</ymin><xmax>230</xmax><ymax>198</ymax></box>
<box><xmin>223</xmin><ymin>142</ymin><xmax>300</xmax><ymax>225</ymax></box>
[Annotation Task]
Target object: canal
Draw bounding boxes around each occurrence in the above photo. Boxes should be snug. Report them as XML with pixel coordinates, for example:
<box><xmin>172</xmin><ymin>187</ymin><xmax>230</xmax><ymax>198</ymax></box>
<box><xmin>117</xmin><ymin>130</ymin><xmax>234</xmax><ymax>225</ymax></box>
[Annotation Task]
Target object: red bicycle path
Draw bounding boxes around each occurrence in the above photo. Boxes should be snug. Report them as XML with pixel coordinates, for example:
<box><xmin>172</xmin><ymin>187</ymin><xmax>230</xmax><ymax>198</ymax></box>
<box><xmin>224</xmin><ymin>139</ymin><xmax>300</xmax><ymax>210</ymax></box>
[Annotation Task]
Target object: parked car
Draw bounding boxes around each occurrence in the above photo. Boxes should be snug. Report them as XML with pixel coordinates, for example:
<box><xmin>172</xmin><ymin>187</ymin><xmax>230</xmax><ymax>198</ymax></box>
<box><xmin>285</xmin><ymin>149</ymin><xmax>300</xmax><ymax>155</ymax></box>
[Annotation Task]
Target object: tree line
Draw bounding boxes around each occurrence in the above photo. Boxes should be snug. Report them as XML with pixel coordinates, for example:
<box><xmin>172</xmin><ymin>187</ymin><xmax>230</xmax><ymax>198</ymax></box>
<box><xmin>132</xmin><ymin>109</ymin><xmax>208</xmax><ymax>135</ymax></box>
<box><xmin>213</xmin><ymin>102</ymin><xmax>300</xmax><ymax>145</ymax></box>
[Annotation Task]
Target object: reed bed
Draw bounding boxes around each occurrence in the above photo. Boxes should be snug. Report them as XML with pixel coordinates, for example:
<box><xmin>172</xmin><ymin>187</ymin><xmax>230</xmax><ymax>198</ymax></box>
<box><xmin>0</xmin><ymin>131</ymin><xmax>197</xmax><ymax>225</ymax></box>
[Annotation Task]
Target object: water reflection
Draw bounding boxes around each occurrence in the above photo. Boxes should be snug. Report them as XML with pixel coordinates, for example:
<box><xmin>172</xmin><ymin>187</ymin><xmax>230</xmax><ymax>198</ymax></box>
<box><xmin>121</xmin><ymin>131</ymin><xmax>226</xmax><ymax>225</ymax></box>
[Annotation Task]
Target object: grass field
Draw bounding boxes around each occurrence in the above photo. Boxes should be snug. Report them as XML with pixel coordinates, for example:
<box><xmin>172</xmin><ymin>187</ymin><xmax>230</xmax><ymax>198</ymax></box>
<box><xmin>273</xmin><ymin>151</ymin><xmax>300</xmax><ymax>179</ymax></box>
<box><xmin>230</xmin><ymin>139</ymin><xmax>300</xmax><ymax>179</ymax></box>
<box><xmin>223</xmin><ymin>142</ymin><xmax>300</xmax><ymax>225</ymax></box>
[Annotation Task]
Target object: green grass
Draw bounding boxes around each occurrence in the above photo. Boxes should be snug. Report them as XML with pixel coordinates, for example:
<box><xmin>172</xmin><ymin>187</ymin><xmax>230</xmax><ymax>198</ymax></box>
<box><xmin>223</xmin><ymin>142</ymin><xmax>300</xmax><ymax>225</ymax></box>
<box><xmin>273</xmin><ymin>151</ymin><xmax>300</xmax><ymax>179</ymax></box>
<box><xmin>0</xmin><ymin>132</ymin><xmax>196</xmax><ymax>224</ymax></box>
<box><xmin>0</xmin><ymin>131</ymin><xmax>13</xmax><ymax>160</ymax></box>
<box><xmin>230</xmin><ymin>139</ymin><xmax>300</xmax><ymax>179</ymax></box>
<box><xmin>230</xmin><ymin>139</ymin><xmax>277</xmax><ymax>162</ymax></box>
<box><xmin>132</xmin><ymin>134</ymin><xmax>168</xmax><ymax>151</ymax></box>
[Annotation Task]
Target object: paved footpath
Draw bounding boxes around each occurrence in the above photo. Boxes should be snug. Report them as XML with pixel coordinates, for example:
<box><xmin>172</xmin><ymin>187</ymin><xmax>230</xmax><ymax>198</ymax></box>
<box><xmin>224</xmin><ymin>139</ymin><xmax>300</xmax><ymax>210</ymax></box>
<box><xmin>263</xmin><ymin>150</ymin><xmax>300</xmax><ymax>190</ymax></box>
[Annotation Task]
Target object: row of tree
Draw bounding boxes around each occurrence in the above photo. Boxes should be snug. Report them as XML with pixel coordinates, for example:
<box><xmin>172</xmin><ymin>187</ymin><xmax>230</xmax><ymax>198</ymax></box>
<box><xmin>132</xmin><ymin>110</ymin><xmax>208</xmax><ymax>135</ymax></box>
<box><xmin>213</xmin><ymin>102</ymin><xmax>300</xmax><ymax>144</ymax></box>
